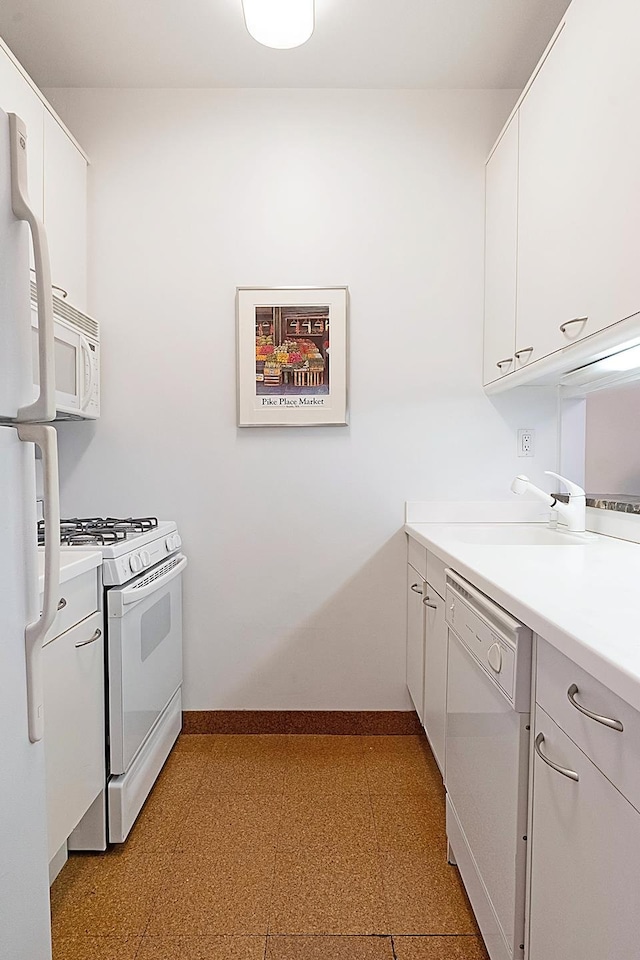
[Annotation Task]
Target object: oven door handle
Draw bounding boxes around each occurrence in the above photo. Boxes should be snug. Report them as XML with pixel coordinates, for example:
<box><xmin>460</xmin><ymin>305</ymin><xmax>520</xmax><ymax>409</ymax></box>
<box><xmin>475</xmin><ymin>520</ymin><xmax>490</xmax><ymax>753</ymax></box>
<box><xmin>120</xmin><ymin>555</ymin><xmax>188</xmax><ymax>607</ymax></box>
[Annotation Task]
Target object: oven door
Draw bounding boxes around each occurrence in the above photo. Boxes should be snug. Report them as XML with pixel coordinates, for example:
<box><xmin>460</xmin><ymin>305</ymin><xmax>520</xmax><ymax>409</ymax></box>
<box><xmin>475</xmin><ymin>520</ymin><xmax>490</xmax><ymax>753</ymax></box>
<box><xmin>107</xmin><ymin>554</ymin><xmax>187</xmax><ymax>775</ymax></box>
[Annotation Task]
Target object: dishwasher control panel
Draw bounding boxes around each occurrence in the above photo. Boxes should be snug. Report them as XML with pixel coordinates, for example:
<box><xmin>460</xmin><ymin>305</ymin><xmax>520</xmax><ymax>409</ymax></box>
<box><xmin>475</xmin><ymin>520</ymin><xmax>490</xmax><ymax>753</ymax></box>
<box><xmin>445</xmin><ymin>570</ymin><xmax>532</xmax><ymax>712</ymax></box>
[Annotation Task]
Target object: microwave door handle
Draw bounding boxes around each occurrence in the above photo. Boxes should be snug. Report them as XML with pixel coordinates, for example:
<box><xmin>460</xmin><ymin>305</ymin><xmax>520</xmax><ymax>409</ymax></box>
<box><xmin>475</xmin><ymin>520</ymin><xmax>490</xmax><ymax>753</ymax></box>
<box><xmin>9</xmin><ymin>114</ymin><xmax>55</xmax><ymax>423</ymax></box>
<box><xmin>16</xmin><ymin>424</ymin><xmax>60</xmax><ymax>743</ymax></box>
<box><xmin>78</xmin><ymin>333</ymin><xmax>95</xmax><ymax>411</ymax></box>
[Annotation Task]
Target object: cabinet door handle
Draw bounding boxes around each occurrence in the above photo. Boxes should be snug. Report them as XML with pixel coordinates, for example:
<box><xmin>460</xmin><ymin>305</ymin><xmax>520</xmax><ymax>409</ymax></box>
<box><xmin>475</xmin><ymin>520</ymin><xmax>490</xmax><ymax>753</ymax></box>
<box><xmin>410</xmin><ymin>583</ymin><xmax>423</xmax><ymax>595</ymax></box>
<box><xmin>423</xmin><ymin>596</ymin><xmax>437</xmax><ymax>609</ymax></box>
<box><xmin>496</xmin><ymin>358</ymin><xmax>513</xmax><ymax>370</ymax></box>
<box><xmin>534</xmin><ymin>732</ymin><xmax>579</xmax><ymax>782</ymax></box>
<box><xmin>515</xmin><ymin>346</ymin><xmax>534</xmax><ymax>360</ymax></box>
<box><xmin>75</xmin><ymin>628</ymin><xmax>101</xmax><ymax>649</ymax></box>
<box><xmin>567</xmin><ymin>684</ymin><xmax>623</xmax><ymax>732</ymax></box>
<box><xmin>559</xmin><ymin>317</ymin><xmax>588</xmax><ymax>334</ymax></box>
<box><xmin>57</xmin><ymin>597</ymin><xmax>67</xmax><ymax>610</ymax></box>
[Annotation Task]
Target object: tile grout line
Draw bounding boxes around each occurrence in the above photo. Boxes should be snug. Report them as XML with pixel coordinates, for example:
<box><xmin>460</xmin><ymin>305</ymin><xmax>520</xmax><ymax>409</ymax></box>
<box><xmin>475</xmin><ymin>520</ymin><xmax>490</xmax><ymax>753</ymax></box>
<box><xmin>364</xmin><ymin>741</ymin><xmax>393</xmax><ymax>941</ymax></box>
<box><xmin>363</xmin><ymin>740</ymin><xmax>396</xmax><ymax>946</ymax></box>
<box><xmin>133</xmin><ymin>744</ymin><xmax>213</xmax><ymax>953</ymax></box>
<box><xmin>265</xmin><ymin>741</ymin><xmax>289</xmax><ymax>949</ymax></box>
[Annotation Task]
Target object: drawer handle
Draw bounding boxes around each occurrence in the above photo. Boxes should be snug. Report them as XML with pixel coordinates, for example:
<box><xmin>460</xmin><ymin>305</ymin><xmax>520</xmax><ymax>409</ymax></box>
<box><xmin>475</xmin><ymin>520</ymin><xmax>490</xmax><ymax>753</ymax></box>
<box><xmin>567</xmin><ymin>684</ymin><xmax>623</xmax><ymax>732</ymax></box>
<box><xmin>534</xmin><ymin>733</ymin><xmax>579</xmax><ymax>782</ymax></box>
<box><xmin>57</xmin><ymin>597</ymin><xmax>67</xmax><ymax>610</ymax></box>
<box><xmin>559</xmin><ymin>317</ymin><xmax>588</xmax><ymax>334</ymax></box>
<box><xmin>496</xmin><ymin>358</ymin><xmax>513</xmax><ymax>370</ymax></box>
<box><xmin>515</xmin><ymin>346</ymin><xmax>534</xmax><ymax>360</ymax></box>
<box><xmin>410</xmin><ymin>583</ymin><xmax>423</xmax><ymax>595</ymax></box>
<box><xmin>423</xmin><ymin>596</ymin><xmax>437</xmax><ymax>609</ymax></box>
<box><xmin>75</xmin><ymin>628</ymin><xmax>101</xmax><ymax>649</ymax></box>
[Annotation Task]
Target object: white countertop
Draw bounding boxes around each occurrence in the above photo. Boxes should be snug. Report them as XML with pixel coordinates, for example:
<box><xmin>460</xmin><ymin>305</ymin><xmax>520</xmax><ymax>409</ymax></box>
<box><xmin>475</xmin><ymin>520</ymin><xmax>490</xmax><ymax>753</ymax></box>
<box><xmin>38</xmin><ymin>549</ymin><xmax>102</xmax><ymax>594</ymax></box>
<box><xmin>405</xmin><ymin>521</ymin><xmax>640</xmax><ymax>714</ymax></box>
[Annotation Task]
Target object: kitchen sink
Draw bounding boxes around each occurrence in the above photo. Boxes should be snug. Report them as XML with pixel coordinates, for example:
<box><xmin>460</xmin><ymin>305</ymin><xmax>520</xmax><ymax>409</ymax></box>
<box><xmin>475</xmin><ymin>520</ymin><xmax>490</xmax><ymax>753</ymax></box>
<box><xmin>453</xmin><ymin>524</ymin><xmax>595</xmax><ymax>546</ymax></box>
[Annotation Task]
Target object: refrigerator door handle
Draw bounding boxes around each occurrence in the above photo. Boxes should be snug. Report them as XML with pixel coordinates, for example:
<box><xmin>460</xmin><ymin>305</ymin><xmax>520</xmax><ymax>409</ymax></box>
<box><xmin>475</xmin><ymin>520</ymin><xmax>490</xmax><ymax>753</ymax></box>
<box><xmin>16</xmin><ymin>424</ymin><xmax>60</xmax><ymax>743</ymax></box>
<box><xmin>9</xmin><ymin>113</ymin><xmax>56</xmax><ymax>423</ymax></box>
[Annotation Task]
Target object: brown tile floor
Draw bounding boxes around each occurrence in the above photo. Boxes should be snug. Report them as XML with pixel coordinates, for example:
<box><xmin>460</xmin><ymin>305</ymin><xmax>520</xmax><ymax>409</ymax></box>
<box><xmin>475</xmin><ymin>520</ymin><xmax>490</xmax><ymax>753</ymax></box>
<box><xmin>51</xmin><ymin>734</ymin><xmax>488</xmax><ymax>960</ymax></box>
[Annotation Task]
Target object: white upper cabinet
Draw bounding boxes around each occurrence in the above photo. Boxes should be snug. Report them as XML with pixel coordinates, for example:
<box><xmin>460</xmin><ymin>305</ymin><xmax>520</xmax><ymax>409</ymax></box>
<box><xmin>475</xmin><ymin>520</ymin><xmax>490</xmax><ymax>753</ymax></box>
<box><xmin>0</xmin><ymin>40</ymin><xmax>87</xmax><ymax>309</ymax></box>
<box><xmin>564</xmin><ymin>0</ymin><xmax>640</xmax><ymax>337</ymax></box>
<box><xmin>0</xmin><ymin>45</ymin><xmax>44</xmax><ymax>265</ymax></box>
<box><xmin>483</xmin><ymin>114</ymin><xmax>518</xmax><ymax>385</ymax></box>
<box><xmin>43</xmin><ymin>111</ymin><xmax>88</xmax><ymax>311</ymax></box>
<box><xmin>516</xmin><ymin>24</ymin><xmax>575</xmax><ymax>367</ymax></box>
<box><xmin>485</xmin><ymin>0</ymin><xmax>640</xmax><ymax>385</ymax></box>
<box><xmin>517</xmin><ymin>0</ymin><xmax>640</xmax><ymax>368</ymax></box>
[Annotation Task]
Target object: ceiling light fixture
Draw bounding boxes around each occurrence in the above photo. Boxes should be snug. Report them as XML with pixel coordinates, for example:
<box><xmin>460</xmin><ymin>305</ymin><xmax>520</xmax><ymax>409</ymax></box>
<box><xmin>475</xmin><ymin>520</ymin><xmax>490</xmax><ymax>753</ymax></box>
<box><xmin>241</xmin><ymin>0</ymin><xmax>314</xmax><ymax>50</ymax></box>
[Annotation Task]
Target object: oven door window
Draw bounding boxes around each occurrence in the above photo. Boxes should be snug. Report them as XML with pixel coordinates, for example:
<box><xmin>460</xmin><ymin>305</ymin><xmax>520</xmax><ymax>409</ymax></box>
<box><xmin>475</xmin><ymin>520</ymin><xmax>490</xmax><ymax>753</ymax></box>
<box><xmin>107</xmin><ymin>573</ymin><xmax>183</xmax><ymax>775</ymax></box>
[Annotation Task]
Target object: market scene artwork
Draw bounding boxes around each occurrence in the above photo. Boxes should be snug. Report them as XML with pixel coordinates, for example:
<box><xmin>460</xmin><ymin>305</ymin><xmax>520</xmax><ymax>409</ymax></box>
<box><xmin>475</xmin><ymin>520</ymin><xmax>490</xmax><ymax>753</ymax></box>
<box><xmin>236</xmin><ymin>286</ymin><xmax>348</xmax><ymax>426</ymax></box>
<box><xmin>255</xmin><ymin>304</ymin><xmax>329</xmax><ymax>396</ymax></box>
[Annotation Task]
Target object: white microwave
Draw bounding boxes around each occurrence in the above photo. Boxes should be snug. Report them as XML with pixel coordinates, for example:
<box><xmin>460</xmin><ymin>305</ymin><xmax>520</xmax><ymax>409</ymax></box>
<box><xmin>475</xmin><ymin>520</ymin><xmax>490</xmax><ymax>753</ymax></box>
<box><xmin>31</xmin><ymin>283</ymin><xmax>100</xmax><ymax>420</ymax></box>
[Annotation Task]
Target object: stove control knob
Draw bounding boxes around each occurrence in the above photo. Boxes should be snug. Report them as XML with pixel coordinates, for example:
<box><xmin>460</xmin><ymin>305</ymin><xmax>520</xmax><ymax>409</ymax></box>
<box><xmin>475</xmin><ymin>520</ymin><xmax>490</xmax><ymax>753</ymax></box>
<box><xmin>174</xmin><ymin>534</ymin><xmax>182</xmax><ymax>549</ymax></box>
<box><xmin>130</xmin><ymin>554</ymin><xmax>143</xmax><ymax>573</ymax></box>
<box><xmin>141</xmin><ymin>549</ymin><xmax>151</xmax><ymax>567</ymax></box>
<box><xmin>165</xmin><ymin>535</ymin><xmax>175</xmax><ymax>552</ymax></box>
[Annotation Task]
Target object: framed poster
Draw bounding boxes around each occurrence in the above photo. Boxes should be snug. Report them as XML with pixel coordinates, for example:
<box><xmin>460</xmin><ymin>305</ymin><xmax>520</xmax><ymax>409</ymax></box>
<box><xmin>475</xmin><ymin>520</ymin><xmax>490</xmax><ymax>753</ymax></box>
<box><xmin>236</xmin><ymin>286</ymin><xmax>349</xmax><ymax>427</ymax></box>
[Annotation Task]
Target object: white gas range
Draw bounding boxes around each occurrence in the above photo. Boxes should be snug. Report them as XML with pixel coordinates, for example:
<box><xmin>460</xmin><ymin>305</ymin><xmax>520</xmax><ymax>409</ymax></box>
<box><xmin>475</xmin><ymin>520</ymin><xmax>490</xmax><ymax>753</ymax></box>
<box><xmin>40</xmin><ymin>517</ymin><xmax>187</xmax><ymax>847</ymax></box>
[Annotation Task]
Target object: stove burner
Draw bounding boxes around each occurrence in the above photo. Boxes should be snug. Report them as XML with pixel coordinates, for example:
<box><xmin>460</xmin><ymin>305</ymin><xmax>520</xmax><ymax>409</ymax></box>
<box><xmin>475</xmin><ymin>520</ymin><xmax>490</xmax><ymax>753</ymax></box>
<box><xmin>104</xmin><ymin>517</ymin><xmax>159</xmax><ymax>532</ymax></box>
<box><xmin>37</xmin><ymin>516</ymin><xmax>160</xmax><ymax>546</ymax></box>
<box><xmin>67</xmin><ymin>530</ymin><xmax>125</xmax><ymax>545</ymax></box>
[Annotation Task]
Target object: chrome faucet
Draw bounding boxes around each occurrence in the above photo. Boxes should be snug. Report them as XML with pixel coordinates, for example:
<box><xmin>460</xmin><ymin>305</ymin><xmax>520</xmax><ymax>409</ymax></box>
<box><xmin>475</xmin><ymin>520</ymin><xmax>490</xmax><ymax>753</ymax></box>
<box><xmin>510</xmin><ymin>471</ymin><xmax>586</xmax><ymax>533</ymax></box>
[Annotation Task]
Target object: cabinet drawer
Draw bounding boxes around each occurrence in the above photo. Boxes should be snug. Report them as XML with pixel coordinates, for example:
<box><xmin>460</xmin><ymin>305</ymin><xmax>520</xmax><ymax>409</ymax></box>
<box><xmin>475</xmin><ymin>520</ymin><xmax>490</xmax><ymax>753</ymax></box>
<box><xmin>426</xmin><ymin>552</ymin><xmax>447</xmax><ymax>600</ymax></box>
<box><xmin>43</xmin><ymin>610</ymin><xmax>105</xmax><ymax>860</ymax></box>
<box><xmin>529</xmin><ymin>705</ymin><xmax>640</xmax><ymax>960</ymax></box>
<box><xmin>536</xmin><ymin>637</ymin><xmax>640</xmax><ymax>811</ymax></box>
<box><xmin>407</xmin><ymin>535</ymin><xmax>427</xmax><ymax>579</ymax></box>
<box><xmin>44</xmin><ymin>567</ymin><xmax>100</xmax><ymax>644</ymax></box>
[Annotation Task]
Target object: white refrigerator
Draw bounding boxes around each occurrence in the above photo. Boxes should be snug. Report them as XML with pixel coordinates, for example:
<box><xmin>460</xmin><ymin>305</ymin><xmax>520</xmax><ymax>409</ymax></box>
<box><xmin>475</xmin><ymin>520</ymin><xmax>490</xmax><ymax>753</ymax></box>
<box><xmin>0</xmin><ymin>106</ymin><xmax>61</xmax><ymax>960</ymax></box>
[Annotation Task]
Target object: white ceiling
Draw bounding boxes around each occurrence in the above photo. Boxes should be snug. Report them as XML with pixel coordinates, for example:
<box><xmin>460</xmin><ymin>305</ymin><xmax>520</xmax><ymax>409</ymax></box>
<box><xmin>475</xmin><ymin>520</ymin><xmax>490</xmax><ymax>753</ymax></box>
<box><xmin>0</xmin><ymin>0</ymin><xmax>571</xmax><ymax>89</ymax></box>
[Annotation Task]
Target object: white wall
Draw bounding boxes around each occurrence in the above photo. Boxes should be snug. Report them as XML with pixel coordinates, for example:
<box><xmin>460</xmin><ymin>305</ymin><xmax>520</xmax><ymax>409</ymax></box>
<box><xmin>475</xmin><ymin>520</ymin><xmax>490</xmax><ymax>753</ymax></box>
<box><xmin>45</xmin><ymin>87</ymin><xmax>557</xmax><ymax>710</ymax></box>
<box><xmin>585</xmin><ymin>384</ymin><xmax>640</xmax><ymax>494</ymax></box>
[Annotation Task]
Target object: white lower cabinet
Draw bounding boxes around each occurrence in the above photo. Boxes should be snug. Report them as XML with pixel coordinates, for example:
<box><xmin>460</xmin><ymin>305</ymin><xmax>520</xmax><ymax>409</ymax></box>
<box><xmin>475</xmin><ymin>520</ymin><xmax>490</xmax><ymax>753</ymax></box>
<box><xmin>528</xmin><ymin>705</ymin><xmax>640</xmax><ymax>960</ymax></box>
<box><xmin>43</xmin><ymin>609</ymin><xmax>105</xmax><ymax>863</ymax></box>
<box><xmin>406</xmin><ymin>542</ymin><xmax>448</xmax><ymax>772</ymax></box>
<box><xmin>423</xmin><ymin>586</ymin><xmax>446</xmax><ymax>773</ymax></box>
<box><xmin>406</xmin><ymin>562</ymin><xmax>425</xmax><ymax>723</ymax></box>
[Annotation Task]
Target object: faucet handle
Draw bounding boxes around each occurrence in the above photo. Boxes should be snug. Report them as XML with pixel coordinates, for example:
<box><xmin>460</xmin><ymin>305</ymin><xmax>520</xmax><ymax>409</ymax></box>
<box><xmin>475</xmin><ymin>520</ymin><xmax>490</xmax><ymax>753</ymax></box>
<box><xmin>544</xmin><ymin>471</ymin><xmax>586</xmax><ymax>499</ymax></box>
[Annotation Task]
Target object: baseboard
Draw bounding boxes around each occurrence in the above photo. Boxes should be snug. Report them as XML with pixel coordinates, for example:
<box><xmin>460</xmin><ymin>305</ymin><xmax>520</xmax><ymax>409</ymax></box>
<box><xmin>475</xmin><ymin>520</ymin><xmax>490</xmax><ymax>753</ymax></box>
<box><xmin>182</xmin><ymin>710</ymin><xmax>422</xmax><ymax>735</ymax></box>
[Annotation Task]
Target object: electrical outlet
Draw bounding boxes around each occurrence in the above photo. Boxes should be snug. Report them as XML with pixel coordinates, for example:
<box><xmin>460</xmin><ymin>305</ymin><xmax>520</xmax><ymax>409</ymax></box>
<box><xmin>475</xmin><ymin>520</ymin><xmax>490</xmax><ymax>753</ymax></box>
<box><xmin>518</xmin><ymin>429</ymin><xmax>535</xmax><ymax>457</ymax></box>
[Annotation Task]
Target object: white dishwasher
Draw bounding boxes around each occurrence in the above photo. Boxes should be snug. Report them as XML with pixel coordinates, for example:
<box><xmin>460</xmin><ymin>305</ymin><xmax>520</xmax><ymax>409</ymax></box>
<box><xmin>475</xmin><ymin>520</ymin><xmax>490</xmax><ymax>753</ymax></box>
<box><xmin>444</xmin><ymin>570</ymin><xmax>532</xmax><ymax>960</ymax></box>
